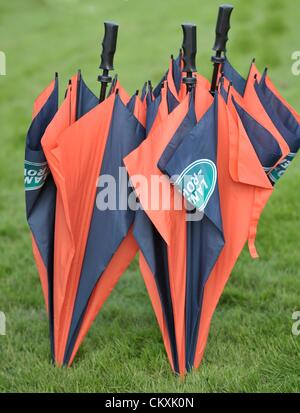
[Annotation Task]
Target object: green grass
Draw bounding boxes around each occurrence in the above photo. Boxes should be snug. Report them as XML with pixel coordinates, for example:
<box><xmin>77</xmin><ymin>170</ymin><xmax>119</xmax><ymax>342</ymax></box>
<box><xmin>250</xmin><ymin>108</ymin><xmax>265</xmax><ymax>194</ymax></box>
<box><xmin>0</xmin><ymin>0</ymin><xmax>300</xmax><ymax>392</ymax></box>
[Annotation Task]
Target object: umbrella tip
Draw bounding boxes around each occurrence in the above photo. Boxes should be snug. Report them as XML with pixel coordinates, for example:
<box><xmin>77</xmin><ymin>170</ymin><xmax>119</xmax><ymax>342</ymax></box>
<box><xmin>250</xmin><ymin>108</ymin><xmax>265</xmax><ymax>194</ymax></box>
<box><xmin>115</xmin><ymin>88</ymin><xmax>119</xmax><ymax>95</ymax></box>
<box><xmin>252</xmin><ymin>57</ymin><xmax>256</xmax><ymax>63</ymax></box>
<box><xmin>55</xmin><ymin>72</ymin><xmax>58</xmax><ymax>78</ymax></box>
<box><xmin>171</xmin><ymin>54</ymin><xmax>174</xmax><ymax>59</ymax></box>
<box><xmin>135</xmin><ymin>89</ymin><xmax>139</xmax><ymax>96</ymax></box>
<box><xmin>68</xmin><ymin>79</ymin><xmax>72</xmax><ymax>85</ymax></box>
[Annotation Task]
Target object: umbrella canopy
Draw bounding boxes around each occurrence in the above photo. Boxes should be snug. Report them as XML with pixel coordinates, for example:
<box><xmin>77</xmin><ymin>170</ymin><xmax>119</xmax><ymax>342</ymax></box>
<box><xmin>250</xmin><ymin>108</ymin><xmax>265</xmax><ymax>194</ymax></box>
<box><xmin>39</xmin><ymin>71</ymin><xmax>98</xmax><ymax>361</ymax></box>
<box><xmin>65</xmin><ymin>87</ymin><xmax>146</xmax><ymax>366</ymax></box>
<box><xmin>154</xmin><ymin>79</ymin><xmax>285</xmax><ymax>370</ymax></box>
<box><xmin>124</xmin><ymin>76</ymin><xmax>216</xmax><ymax>375</ymax></box>
<box><xmin>43</xmin><ymin>82</ymin><xmax>145</xmax><ymax>366</ymax></box>
<box><xmin>25</xmin><ymin>74</ymin><xmax>58</xmax><ymax>359</ymax></box>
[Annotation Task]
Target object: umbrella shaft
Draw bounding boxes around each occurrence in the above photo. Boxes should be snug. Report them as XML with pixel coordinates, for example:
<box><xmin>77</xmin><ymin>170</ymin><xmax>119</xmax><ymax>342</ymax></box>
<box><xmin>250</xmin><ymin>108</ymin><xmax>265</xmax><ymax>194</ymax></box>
<box><xmin>210</xmin><ymin>51</ymin><xmax>222</xmax><ymax>95</ymax></box>
<box><xmin>99</xmin><ymin>69</ymin><xmax>109</xmax><ymax>102</ymax></box>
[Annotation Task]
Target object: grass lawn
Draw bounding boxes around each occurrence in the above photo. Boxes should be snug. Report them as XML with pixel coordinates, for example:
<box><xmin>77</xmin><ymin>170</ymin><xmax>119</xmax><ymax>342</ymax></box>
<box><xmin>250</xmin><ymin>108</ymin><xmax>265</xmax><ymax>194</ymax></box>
<box><xmin>0</xmin><ymin>0</ymin><xmax>300</xmax><ymax>392</ymax></box>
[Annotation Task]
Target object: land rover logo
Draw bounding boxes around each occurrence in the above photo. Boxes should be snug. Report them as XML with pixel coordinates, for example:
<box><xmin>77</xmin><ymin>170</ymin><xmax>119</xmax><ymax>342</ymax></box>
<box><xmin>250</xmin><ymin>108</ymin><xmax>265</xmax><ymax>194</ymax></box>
<box><xmin>269</xmin><ymin>153</ymin><xmax>296</xmax><ymax>184</ymax></box>
<box><xmin>24</xmin><ymin>160</ymin><xmax>49</xmax><ymax>191</ymax></box>
<box><xmin>175</xmin><ymin>159</ymin><xmax>217</xmax><ymax>211</ymax></box>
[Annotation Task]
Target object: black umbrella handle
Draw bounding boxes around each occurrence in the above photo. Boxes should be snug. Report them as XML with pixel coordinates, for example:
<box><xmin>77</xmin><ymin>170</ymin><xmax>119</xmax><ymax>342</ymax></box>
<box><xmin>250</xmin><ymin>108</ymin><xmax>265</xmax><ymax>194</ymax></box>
<box><xmin>181</xmin><ymin>23</ymin><xmax>197</xmax><ymax>91</ymax></box>
<box><xmin>210</xmin><ymin>4</ymin><xmax>234</xmax><ymax>95</ymax></box>
<box><xmin>98</xmin><ymin>21</ymin><xmax>119</xmax><ymax>102</ymax></box>
<box><xmin>213</xmin><ymin>4</ymin><xmax>233</xmax><ymax>53</ymax></box>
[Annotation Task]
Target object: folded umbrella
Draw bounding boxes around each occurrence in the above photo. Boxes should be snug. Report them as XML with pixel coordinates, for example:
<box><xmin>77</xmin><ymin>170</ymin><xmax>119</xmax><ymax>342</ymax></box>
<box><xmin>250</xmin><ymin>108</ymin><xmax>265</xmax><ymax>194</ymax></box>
<box><xmin>157</xmin><ymin>78</ymin><xmax>283</xmax><ymax>370</ymax></box>
<box><xmin>38</xmin><ymin>70</ymin><xmax>98</xmax><ymax>360</ymax></box>
<box><xmin>66</xmin><ymin>86</ymin><xmax>146</xmax><ymax>367</ymax></box>
<box><xmin>125</xmin><ymin>24</ymin><xmax>218</xmax><ymax>374</ymax></box>
<box><xmin>42</xmin><ymin>22</ymin><xmax>147</xmax><ymax>366</ymax></box>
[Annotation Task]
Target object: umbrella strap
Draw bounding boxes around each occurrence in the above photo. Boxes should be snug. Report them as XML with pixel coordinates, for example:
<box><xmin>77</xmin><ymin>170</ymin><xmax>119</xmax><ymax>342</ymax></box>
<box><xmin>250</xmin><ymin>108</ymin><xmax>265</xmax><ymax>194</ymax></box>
<box><xmin>248</xmin><ymin>187</ymin><xmax>273</xmax><ymax>259</ymax></box>
<box><xmin>247</xmin><ymin>188</ymin><xmax>264</xmax><ymax>259</ymax></box>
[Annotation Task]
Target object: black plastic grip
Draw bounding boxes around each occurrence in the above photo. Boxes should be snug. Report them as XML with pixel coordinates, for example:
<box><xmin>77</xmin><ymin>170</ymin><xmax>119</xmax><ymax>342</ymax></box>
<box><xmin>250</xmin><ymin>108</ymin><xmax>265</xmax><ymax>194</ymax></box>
<box><xmin>99</xmin><ymin>21</ymin><xmax>119</xmax><ymax>71</ymax></box>
<box><xmin>212</xmin><ymin>4</ymin><xmax>233</xmax><ymax>53</ymax></box>
<box><xmin>181</xmin><ymin>23</ymin><xmax>197</xmax><ymax>73</ymax></box>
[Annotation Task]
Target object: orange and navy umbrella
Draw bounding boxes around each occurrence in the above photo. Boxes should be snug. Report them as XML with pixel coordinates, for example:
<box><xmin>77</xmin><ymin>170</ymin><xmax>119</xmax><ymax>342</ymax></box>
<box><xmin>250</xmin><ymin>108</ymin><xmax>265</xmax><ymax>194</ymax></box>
<box><xmin>24</xmin><ymin>74</ymin><xmax>58</xmax><ymax>359</ymax></box>
<box><xmin>48</xmin><ymin>85</ymin><xmax>145</xmax><ymax>366</ymax></box>
<box><xmin>151</xmin><ymin>76</ymin><xmax>291</xmax><ymax>371</ymax></box>
<box><xmin>40</xmin><ymin>71</ymin><xmax>95</xmax><ymax>360</ymax></box>
<box><xmin>42</xmin><ymin>22</ymin><xmax>148</xmax><ymax>366</ymax></box>
<box><xmin>124</xmin><ymin>24</ymin><xmax>220</xmax><ymax>375</ymax></box>
<box><xmin>26</xmin><ymin>70</ymin><xmax>99</xmax><ymax>362</ymax></box>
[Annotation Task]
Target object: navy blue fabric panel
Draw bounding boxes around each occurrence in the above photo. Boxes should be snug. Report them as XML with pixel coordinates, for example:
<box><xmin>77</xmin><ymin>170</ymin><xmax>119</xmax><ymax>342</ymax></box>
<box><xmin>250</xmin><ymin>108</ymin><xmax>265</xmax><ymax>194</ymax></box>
<box><xmin>219</xmin><ymin>82</ymin><xmax>229</xmax><ymax>102</ymax></box>
<box><xmin>141</xmin><ymin>82</ymin><xmax>147</xmax><ymax>102</ymax></box>
<box><xmin>162</xmin><ymin>97</ymin><xmax>224</xmax><ymax>370</ymax></box>
<box><xmin>64</xmin><ymin>95</ymin><xmax>145</xmax><ymax>363</ymax></box>
<box><xmin>146</xmin><ymin>94</ymin><xmax>161</xmax><ymax>135</ymax></box>
<box><xmin>26</xmin><ymin>80</ymin><xmax>58</xmax><ymax>151</ymax></box>
<box><xmin>167</xmin><ymin>88</ymin><xmax>179</xmax><ymax>113</ymax></box>
<box><xmin>153</xmin><ymin>73</ymin><xmax>167</xmax><ymax>98</ymax></box>
<box><xmin>25</xmin><ymin>78</ymin><xmax>58</xmax><ymax>266</ymax></box>
<box><xmin>222</xmin><ymin>58</ymin><xmax>246</xmax><ymax>97</ymax></box>
<box><xmin>108</xmin><ymin>74</ymin><xmax>118</xmax><ymax>97</ymax></box>
<box><xmin>25</xmin><ymin>77</ymin><xmax>58</xmax><ymax>360</ymax></box>
<box><xmin>158</xmin><ymin>94</ymin><xmax>196</xmax><ymax>174</ymax></box>
<box><xmin>255</xmin><ymin>76</ymin><xmax>300</xmax><ymax>153</ymax></box>
<box><xmin>172</xmin><ymin>54</ymin><xmax>182</xmax><ymax>95</ymax></box>
<box><xmin>232</xmin><ymin>97</ymin><xmax>282</xmax><ymax>169</ymax></box>
<box><xmin>133</xmin><ymin>209</ymin><xmax>179</xmax><ymax>373</ymax></box>
<box><xmin>76</xmin><ymin>75</ymin><xmax>98</xmax><ymax>120</ymax></box>
<box><xmin>126</xmin><ymin>94</ymin><xmax>136</xmax><ymax>114</ymax></box>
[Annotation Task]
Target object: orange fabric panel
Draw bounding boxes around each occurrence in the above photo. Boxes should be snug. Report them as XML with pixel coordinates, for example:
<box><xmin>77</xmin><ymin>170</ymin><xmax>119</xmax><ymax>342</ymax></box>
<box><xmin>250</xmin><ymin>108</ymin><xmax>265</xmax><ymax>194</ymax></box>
<box><xmin>42</xmin><ymin>82</ymin><xmax>75</xmax><ymax>359</ymax></box>
<box><xmin>68</xmin><ymin>230</ymin><xmax>138</xmax><ymax>365</ymax></box>
<box><xmin>124</xmin><ymin>94</ymin><xmax>189</xmax><ymax>246</ymax></box>
<box><xmin>258</xmin><ymin>70</ymin><xmax>300</xmax><ymax>122</ymax></box>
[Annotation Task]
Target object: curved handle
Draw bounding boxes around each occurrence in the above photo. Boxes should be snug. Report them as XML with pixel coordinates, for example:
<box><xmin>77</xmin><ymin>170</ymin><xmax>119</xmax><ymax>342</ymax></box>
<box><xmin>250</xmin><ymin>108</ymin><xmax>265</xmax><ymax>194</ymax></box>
<box><xmin>212</xmin><ymin>4</ymin><xmax>233</xmax><ymax>53</ymax></box>
<box><xmin>181</xmin><ymin>23</ymin><xmax>197</xmax><ymax>73</ymax></box>
<box><xmin>99</xmin><ymin>21</ymin><xmax>119</xmax><ymax>71</ymax></box>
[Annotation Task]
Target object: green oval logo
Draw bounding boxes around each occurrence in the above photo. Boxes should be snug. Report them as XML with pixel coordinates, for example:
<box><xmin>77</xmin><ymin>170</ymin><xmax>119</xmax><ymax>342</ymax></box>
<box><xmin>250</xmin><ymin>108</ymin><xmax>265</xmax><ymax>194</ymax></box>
<box><xmin>175</xmin><ymin>159</ymin><xmax>217</xmax><ymax>211</ymax></box>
